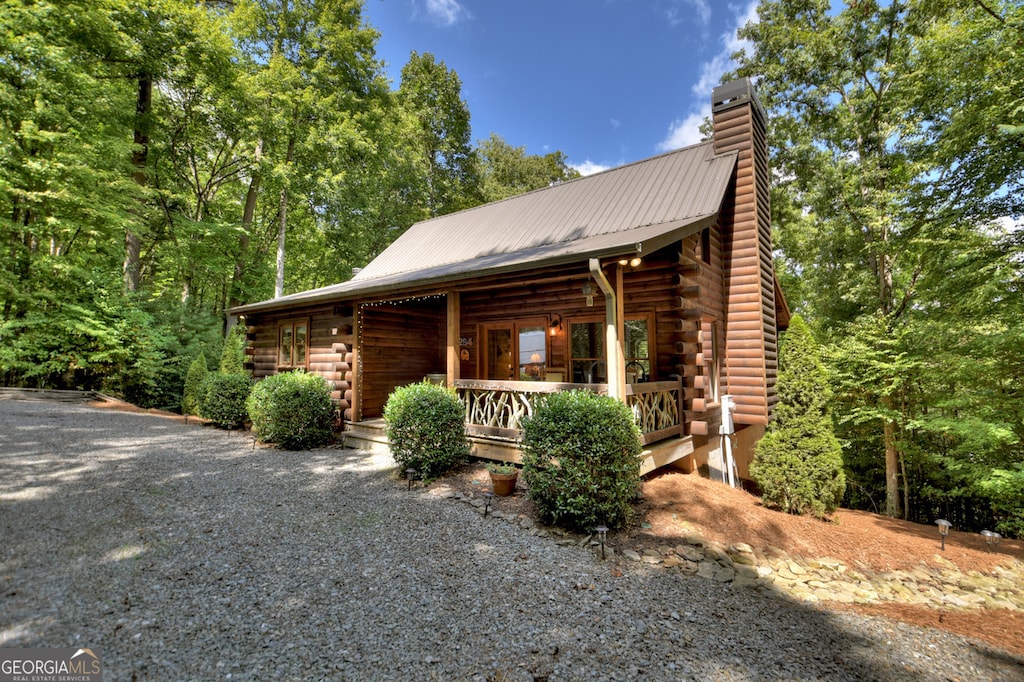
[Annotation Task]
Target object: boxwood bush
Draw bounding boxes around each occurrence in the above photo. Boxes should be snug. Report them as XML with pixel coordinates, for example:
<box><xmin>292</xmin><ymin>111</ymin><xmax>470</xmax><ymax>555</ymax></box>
<box><xmin>383</xmin><ymin>381</ymin><xmax>469</xmax><ymax>480</ymax></box>
<box><xmin>246</xmin><ymin>370</ymin><xmax>336</xmax><ymax>450</ymax></box>
<box><xmin>521</xmin><ymin>390</ymin><xmax>642</xmax><ymax>531</ymax></box>
<box><xmin>199</xmin><ymin>372</ymin><xmax>252</xmax><ymax>428</ymax></box>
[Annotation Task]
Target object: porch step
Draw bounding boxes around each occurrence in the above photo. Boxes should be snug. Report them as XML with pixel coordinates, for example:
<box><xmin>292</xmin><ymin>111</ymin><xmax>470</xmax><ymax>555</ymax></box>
<box><xmin>342</xmin><ymin>419</ymin><xmax>391</xmax><ymax>454</ymax></box>
<box><xmin>639</xmin><ymin>435</ymin><xmax>695</xmax><ymax>477</ymax></box>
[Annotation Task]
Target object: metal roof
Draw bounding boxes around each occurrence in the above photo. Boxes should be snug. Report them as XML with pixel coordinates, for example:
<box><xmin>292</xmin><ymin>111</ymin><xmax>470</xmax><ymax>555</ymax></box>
<box><xmin>231</xmin><ymin>141</ymin><xmax>736</xmax><ymax>315</ymax></box>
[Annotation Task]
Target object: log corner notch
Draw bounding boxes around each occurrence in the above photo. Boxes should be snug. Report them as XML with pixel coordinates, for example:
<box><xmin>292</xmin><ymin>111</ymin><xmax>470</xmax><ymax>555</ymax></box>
<box><xmin>712</xmin><ymin>78</ymin><xmax>778</xmax><ymax>426</ymax></box>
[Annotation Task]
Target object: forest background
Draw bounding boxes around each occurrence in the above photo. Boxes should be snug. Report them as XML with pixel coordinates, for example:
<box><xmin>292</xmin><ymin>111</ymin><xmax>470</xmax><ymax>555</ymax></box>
<box><xmin>2</xmin><ymin>0</ymin><xmax>1021</xmax><ymax>536</ymax></box>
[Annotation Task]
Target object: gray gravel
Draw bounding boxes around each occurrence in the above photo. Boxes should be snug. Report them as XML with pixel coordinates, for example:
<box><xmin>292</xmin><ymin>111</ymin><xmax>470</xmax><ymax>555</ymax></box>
<box><xmin>1</xmin><ymin>400</ymin><xmax>1022</xmax><ymax>681</ymax></box>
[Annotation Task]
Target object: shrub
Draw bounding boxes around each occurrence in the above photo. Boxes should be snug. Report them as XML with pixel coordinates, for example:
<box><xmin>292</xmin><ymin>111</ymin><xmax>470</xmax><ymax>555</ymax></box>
<box><xmin>246</xmin><ymin>370</ymin><xmax>336</xmax><ymax>450</ymax></box>
<box><xmin>751</xmin><ymin>315</ymin><xmax>845</xmax><ymax>518</ymax></box>
<box><xmin>521</xmin><ymin>390</ymin><xmax>642</xmax><ymax>532</ymax></box>
<box><xmin>181</xmin><ymin>351</ymin><xmax>209</xmax><ymax>416</ymax></box>
<box><xmin>219</xmin><ymin>326</ymin><xmax>246</xmax><ymax>374</ymax></box>
<box><xmin>199</xmin><ymin>372</ymin><xmax>252</xmax><ymax>428</ymax></box>
<box><xmin>383</xmin><ymin>381</ymin><xmax>469</xmax><ymax>480</ymax></box>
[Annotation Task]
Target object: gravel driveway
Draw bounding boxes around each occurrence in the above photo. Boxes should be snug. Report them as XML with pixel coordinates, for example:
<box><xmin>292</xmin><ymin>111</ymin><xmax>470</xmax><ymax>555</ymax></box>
<box><xmin>2</xmin><ymin>400</ymin><xmax>1022</xmax><ymax>681</ymax></box>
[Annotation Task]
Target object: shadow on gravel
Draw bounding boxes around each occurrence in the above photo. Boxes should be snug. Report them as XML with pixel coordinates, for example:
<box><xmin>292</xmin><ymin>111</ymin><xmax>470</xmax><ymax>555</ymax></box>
<box><xmin>1</xmin><ymin>400</ymin><xmax>1021</xmax><ymax>681</ymax></box>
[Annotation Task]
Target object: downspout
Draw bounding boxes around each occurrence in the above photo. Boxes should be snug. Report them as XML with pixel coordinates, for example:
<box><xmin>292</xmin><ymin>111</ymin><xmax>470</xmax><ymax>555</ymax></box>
<box><xmin>589</xmin><ymin>258</ymin><xmax>625</xmax><ymax>401</ymax></box>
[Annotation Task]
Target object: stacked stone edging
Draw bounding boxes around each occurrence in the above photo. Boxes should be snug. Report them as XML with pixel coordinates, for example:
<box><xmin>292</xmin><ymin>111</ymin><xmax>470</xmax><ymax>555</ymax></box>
<box><xmin>434</xmin><ymin>486</ymin><xmax>1024</xmax><ymax>613</ymax></box>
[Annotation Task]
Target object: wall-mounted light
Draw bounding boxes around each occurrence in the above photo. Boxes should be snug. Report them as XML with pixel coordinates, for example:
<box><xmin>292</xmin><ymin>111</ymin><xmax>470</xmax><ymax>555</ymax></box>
<box><xmin>549</xmin><ymin>314</ymin><xmax>562</xmax><ymax>337</ymax></box>
<box><xmin>617</xmin><ymin>256</ymin><xmax>643</xmax><ymax>268</ymax></box>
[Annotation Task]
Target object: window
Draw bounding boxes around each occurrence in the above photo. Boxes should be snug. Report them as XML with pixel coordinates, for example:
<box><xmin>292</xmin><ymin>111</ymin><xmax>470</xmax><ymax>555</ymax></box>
<box><xmin>569</xmin><ymin>317</ymin><xmax>651</xmax><ymax>383</ymax></box>
<box><xmin>278</xmin><ymin>319</ymin><xmax>308</xmax><ymax>368</ymax></box>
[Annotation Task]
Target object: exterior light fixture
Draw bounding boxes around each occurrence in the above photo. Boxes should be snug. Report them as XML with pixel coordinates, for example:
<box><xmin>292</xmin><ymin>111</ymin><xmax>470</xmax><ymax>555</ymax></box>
<box><xmin>549</xmin><ymin>314</ymin><xmax>562</xmax><ymax>337</ymax></box>
<box><xmin>405</xmin><ymin>468</ymin><xmax>417</xmax><ymax>490</ymax></box>
<box><xmin>582</xmin><ymin>282</ymin><xmax>594</xmax><ymax>307</ymax></box>
<box><xmin>936</xmin><ymin>519</ymin><xmax>952</xmax><ymax>550</ymax></box>
<box><xmin>616</xmin><ymin>256</ymin><xmax>642</xmax><ymax>268</ymax></box>
<box><xmin>484</xmin><ymin>492</ymin><xmax>493</xmax><ymax>517</ymax></box>
<box><xmin>595</xmin><ymin>525</ymin><xmax>609</xmax><ymax>560</ymax></box>
<box><xmin>981</xmin><ymin>530</ymin><xmax>1001</xmax><ymax>551</ymax></box>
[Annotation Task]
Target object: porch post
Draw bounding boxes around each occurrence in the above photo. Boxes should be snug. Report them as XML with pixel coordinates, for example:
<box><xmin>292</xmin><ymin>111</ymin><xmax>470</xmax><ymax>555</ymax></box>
<box><xmin>352</xmin><ymin>302</ymin><xmax>362</xmax><ymax>422</ymax></box>
<box><xmin>589</xmin><ymin>258</ymin><xmax>626</xmax><ymax>401</ymax></box>
<box><xmin>446</xmin><ymin>291</ymin><xmax>460</xmax><ymax>386</ymax></box>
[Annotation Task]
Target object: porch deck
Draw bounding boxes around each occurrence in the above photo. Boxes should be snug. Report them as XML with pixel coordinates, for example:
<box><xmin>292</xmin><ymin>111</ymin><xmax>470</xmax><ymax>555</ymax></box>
<box><xmin>341</xmin><ymin>378</ymin><xmax>696</xmax><ymax>476</ymax></box>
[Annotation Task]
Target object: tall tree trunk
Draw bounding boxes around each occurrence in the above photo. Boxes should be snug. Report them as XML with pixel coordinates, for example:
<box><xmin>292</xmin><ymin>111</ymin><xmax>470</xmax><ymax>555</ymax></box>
<box><xmin>125</xmin><ymin>75</ymin><xmax>152</xmax><ymax>293</ymax></box>
<box><xmin>883</xmin><ymin>417</ymin><xmax>902</xmax><ymax>518</ymax></box>
<box><xmin>230</xmin><ymin>138</ymin><xmax>263</xmax><ymax>308</ymax></box>
<box><xmin>274</xmin><ymin>135</ymin><xmax>295</xmax><ymax>299</ymax></box>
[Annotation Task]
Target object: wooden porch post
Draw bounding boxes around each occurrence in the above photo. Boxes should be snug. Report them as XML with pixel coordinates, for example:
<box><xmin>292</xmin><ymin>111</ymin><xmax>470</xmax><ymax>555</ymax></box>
<box><xmin>589</xmin><ymin>258</ymin><xmax>626</xmax><ymax>401</ymax></box>
<box><xmin>447</xmin><ymin>291</ymin><xmax>460</xmax><ymax>386</ymax></box>
<box><xmin>352</xmin><ymin>302</ymin><xmax>362</xmax><ymax>422</ymax></box>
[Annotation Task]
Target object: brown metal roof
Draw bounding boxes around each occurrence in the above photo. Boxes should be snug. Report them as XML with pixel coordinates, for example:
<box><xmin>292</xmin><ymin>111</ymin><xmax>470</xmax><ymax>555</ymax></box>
<box><xmin>231</xmin><ymin>142</ymin><xmax>737</xmax><ymax>315</ymax></box>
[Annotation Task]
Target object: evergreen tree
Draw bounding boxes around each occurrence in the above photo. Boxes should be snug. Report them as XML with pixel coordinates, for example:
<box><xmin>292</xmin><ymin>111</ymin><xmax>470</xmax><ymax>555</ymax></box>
<box><xmin>751</xmin><ymin>315</ymin><xmax>845</xmax><ymax>519</ymax></box>
<box><xmin>182</xmin><ymin>351</ymin><xmax>209</xmax><ymax>416</ymax></box>
<box><xmin>218</xmin><ymin>328</ymin><xmax>246</xmax><ymax>374</ymax></box>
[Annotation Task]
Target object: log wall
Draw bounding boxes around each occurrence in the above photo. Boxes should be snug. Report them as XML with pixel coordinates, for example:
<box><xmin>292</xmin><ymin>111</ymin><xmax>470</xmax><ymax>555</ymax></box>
<box><xmin>712</xmin><ymin>80</ymin><xmax>778</xmax><ymax>426</ymax></box>
<box><xmin>242</xmin><ymin>304</ymin><xmax>355</xmax><ymax>419</ymax></box>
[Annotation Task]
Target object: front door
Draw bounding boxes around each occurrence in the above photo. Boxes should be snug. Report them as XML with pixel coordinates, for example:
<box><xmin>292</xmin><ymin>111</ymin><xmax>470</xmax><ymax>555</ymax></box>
<box><xmin>483</xmin><ymin>321</ymin><xmax>547</xmax><ymax>381</ymax></box>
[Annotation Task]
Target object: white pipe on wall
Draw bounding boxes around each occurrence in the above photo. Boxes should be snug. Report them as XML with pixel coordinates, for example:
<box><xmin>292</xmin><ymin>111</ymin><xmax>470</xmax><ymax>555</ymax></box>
<box><xmin>588</xmin><ymin>258</ymin><xmax>625</xmax><ymax>401</ymax></box>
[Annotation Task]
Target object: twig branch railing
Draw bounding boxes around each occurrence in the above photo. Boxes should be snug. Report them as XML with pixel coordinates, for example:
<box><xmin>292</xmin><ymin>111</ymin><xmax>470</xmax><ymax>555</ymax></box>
<box><xmin>454</xmin><ymin>378</ymin><xmax>683</xmax><ymax>445</ymax></box>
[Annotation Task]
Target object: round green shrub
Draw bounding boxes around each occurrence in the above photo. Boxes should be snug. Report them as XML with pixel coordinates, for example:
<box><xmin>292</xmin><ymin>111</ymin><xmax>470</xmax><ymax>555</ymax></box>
<box><xmin>181</xmin><ymin>350</ymin><xmax>209</xmax><ymax>416</ymax></box>
<box><xmin>521</xmin><ymin>390</ymin><xmax>642</xmax><ymax>532</ymax></box>
<box><xmin>199</xmin><ymin>372</ymin><xmax>252</xmax><ymax>428</ymax></box>
<box><xmin>383</xmin><ymin>381</ymin><xmax>469</xmax><ymax>480</ymax></box>
<box><xmin>750</xmin><ymin>315</ymin><xmax>845</xmax><ymax>518</ymax></box>
<box><xmin>246</xmin><ymin>370</ymin><xmax>336</xmax><ymax>450</ymax></box>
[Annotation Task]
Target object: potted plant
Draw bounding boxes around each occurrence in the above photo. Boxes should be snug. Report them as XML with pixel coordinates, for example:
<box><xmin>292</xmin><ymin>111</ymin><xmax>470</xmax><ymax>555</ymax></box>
<box><xmin>486</xmin><ymin>461</ymin><xmax>519</xmax><ymax>496</ymax></box>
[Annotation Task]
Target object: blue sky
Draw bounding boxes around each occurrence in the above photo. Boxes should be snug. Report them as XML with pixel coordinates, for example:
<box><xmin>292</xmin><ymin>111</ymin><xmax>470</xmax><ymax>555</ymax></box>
<box><xmin>362</xmin><ymin>0</ymin><xmax>759</xmax><ymax>175</ymax></box>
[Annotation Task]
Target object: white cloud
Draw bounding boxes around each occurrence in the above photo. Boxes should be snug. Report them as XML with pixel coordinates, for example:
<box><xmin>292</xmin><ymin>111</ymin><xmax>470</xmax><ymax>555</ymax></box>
<box><xmin>420</xmin><ymin>0</ymin><xmax>469</xmax><ymax>26</ymax></box>
<box><xmin>658</xmin><ymin>0</ymin><xmax>759</xmax><ymax>151</ymax></box>
<box><xmin>658</xmin><ymin>107</ymin><xmax>710</xmax><ymax>151</ymax></box>
<box><xmin>664</xmin><ymin>0</ymin><xmax>711</xmax><ymax>27</ymax></box>
<box><xmin>573</xmin><ymin>160</ymin><xmax>613</xmax><ymax>177</ymax></box>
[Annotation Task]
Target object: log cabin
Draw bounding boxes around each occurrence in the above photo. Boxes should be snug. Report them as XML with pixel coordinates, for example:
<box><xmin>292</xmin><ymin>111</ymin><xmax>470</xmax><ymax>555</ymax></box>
<box><xmin>229</xmin><ymin>78</ymin><xmax>789</xmax><ymax>482</ymax></box>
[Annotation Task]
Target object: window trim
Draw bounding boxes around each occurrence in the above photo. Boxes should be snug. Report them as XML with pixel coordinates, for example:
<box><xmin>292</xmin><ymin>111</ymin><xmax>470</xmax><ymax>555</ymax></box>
<box><xmin>566</xmin><ymin>312</ymin><xmax>655</xmax><ymax>384</ymax></box>
<box><xmin>277</xmin><ymin>317</ymin><xmax>310</xmax><ymax>370</ymax></box>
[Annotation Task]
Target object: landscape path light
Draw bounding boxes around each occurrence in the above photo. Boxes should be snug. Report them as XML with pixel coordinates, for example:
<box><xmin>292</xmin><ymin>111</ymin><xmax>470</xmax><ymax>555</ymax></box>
<box><xmin>981</xmin><ymin>530</ymin><xmax>1001</xmax><ymax>551</ymax></box>
<box><xmin>935</xmin><ymin>519</ymin><xmax>952</xmax><ymax>551</ymax></box>
<box><xmin>595</xmin><ymin>525</ymin><xmax>609</xmax><ymax>560</ymax></box>
<box><xmin>405</xmin><ymin>468</ymin><xmax>417</xmax><ymax>490</ymax></box>
<box><xmin>484</xmin><ymin>492</ymin><xmax>493</xmax><ymax>517</ymax></box>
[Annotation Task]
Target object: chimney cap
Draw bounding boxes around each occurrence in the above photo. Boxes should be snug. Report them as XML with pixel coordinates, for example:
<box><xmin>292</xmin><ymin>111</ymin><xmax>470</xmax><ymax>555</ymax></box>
<box><xmin>712</xmin><ymin>77</ymin><xmax>766</xmax><ymax>120</ymax></box>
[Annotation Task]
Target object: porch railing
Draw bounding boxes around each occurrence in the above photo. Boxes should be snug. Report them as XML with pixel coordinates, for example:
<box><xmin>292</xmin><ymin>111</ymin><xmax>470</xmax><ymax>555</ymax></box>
<box><xmin>454</xmin><ymin>378</ymin><xmax>684</xmax><ymax>446</ymax></box>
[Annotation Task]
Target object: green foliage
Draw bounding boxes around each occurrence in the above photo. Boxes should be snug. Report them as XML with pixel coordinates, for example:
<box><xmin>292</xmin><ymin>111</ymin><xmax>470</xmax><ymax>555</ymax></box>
<box><xmin>477</xmin><ymin>133</ymin><xmax>580</xmax><ymax>202</ymax></box>
<box><xmin>751</xmin><ymin>316</ymin><xmax>845</xmax><ymax>519</ymax></box>
<box><xmin>181</xmin><ymin>351</ymin><xmax>209</xmax><ymax>416</ymax></box>
<box><xmin>199</xmin><ymin>372</ymin><xmax>252</xmax><ymax>428</ymax></box>
<box><xmin>219</xmin><ymin>327</ymin><xmax>246</xmax><ymax>374</ymax></box>
<box><xmin>383</xmin><ymin>381</ymin><xmax>469</xmax><ymax>481</ymax></box>
<box><xmin>520</xmin><ymin>390</ymin><xmax>642</xmax><ymax>532</ymax></box>
<box><xmin>246</xmin><ymin>370</ymin><xmax>336</xmax><ymax>450</ymax></box>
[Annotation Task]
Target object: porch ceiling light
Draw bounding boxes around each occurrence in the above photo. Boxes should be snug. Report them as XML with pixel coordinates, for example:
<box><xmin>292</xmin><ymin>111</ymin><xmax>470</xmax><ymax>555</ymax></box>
<box><xmin>617</xmin><ymin>256</ymin><xmax>643</xmax><ymax>268</ymax></box>
<box><xmin>981</xmin><ymin>530</ymin><xmax>1001</xmax><ymax>551</ymax></box>
<box><xmin>936</xmin><ymin>519</ymin><xmax>952</xmax><ymax>551</ymax></box>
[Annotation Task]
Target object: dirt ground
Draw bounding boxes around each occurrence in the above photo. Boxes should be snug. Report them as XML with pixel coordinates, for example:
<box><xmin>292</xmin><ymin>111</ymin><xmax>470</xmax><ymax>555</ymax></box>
<box><xmin>436</xmin><ymin>461</ymin><xmax>1024</xmax><ymax>658</ymax></box>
